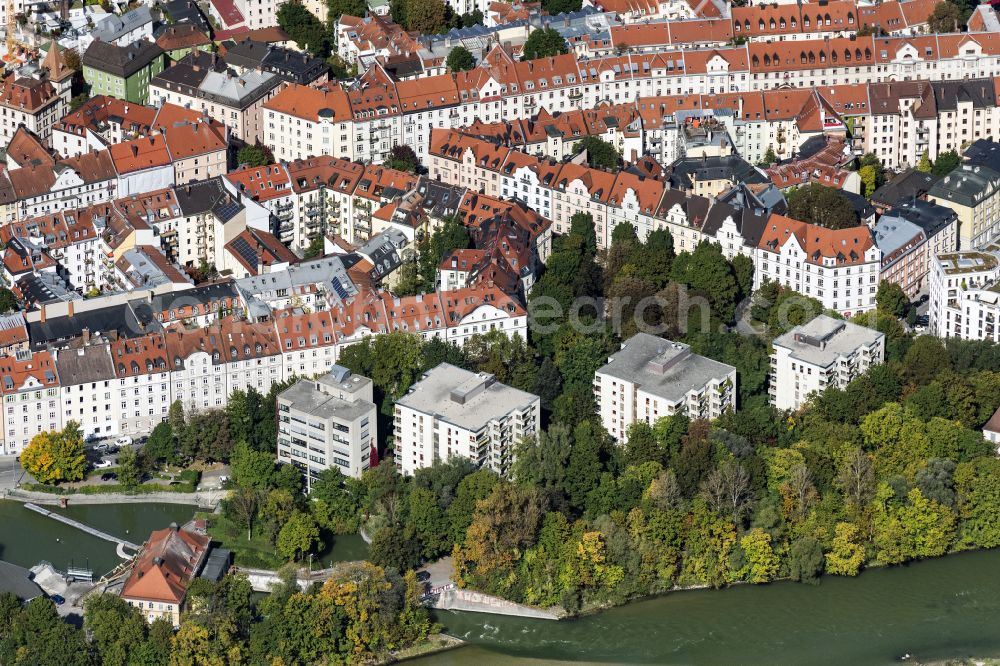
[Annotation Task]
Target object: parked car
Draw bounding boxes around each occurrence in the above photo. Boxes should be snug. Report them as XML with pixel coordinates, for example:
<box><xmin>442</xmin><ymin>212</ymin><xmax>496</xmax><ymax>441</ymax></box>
<box><xmin>115</xmin><ymin>436</ymin><xmax>133</xmax><ymax>447</ymax></box>
<box><xmin>100</xmin><ymin>473</ymin><xmax>117</xmax><ymax>482</ymax></box>
<box><xmin>415</xmin><ymin>570</ymin><xmax>431</xmax><ymax>583</ymax></box>
<box><xmin>93</xmin><ymin>442</ymin><xmax>110</xmax><ymax>451</ymax></box>
<box><xmin>93</xmin><ymin>459</ymin><xmax>113</xmax><ymax>469</ymax></box>
<box><xmin>49</xmin><ymin>594</ymin><xmax>65</xmax><ymax>605</ymax></box>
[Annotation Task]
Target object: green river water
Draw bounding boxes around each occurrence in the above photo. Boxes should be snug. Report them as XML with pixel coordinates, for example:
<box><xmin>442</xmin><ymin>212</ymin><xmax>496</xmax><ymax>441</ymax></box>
<box><xmin>415</xmin><ymin>547</ymin><xmax>1000</xmax><ymax>666</ymax></box>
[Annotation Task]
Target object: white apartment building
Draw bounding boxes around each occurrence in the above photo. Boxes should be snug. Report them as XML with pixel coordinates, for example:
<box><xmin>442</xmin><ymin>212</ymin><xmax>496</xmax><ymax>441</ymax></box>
<box><xmin>276</xmin><ymin>366</ymin><xmax>377</xmax><ymax>485</ymax></box>
<box><xmin>393</xmin><ymin>363</ymin><xmax>540</xmax><ymax>478</ymax></box>
<box><xmin>755</xmin><ymin>214</ymin><xmax>882</xmax><ymax>318</ymax></box>
<box><xmin>0</xmin><ymin>350</ymin><xmax>61</xmax><ymax>455</ymax></box>
<box><xmin>929</xmin><ymin>246</ymin><xmax>1000</xmax><ymax>342</ymax></box>
<box><xmin>769</xmin><ymin>314</ymin><xmax>885</xmax><ymax>411</ymax></box>
<box><xmin>594</xmin><ymin>332</ymin><xmax>737</xmax><ymax>443</ymax></box>
<box><xmin>111</xmin><ymin>334</ymin><xmax>173</xmax><ymax>437</ymax></box>
<box><xmin>56</xmin><ymin>344</ymin><xmax>118</xmax><ymax>440</ymax></box>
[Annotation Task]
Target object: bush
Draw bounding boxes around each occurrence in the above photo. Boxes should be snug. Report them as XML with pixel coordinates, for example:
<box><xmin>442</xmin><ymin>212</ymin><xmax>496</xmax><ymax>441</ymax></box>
<box><xmin>177</xmin><ymin>469</ymin><xmax>201</xmax><ymax>485</ymax></box>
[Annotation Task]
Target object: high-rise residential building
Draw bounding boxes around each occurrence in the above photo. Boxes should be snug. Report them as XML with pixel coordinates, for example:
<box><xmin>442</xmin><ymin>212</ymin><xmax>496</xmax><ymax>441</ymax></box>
<box><xmin>276</xmin><ymin>366</ymin><xmax>377</xmax><ymax>487</ymax></box>
<box><xmin>594</xmin><ymin>333</ymin><xmax>737</xmax><ymax>443</ymax></box>
<box><xmin>393</xmin><ymin>363</ymin><xmax>540</xmax><ymax>478</ymax></box>
<box><xmin>769</xmin><ymin>315</ymin><xmax>885</xmax><ymax>411</ymax></box>
<box><xmin>929</xmin><ymin>246</ymin><xmax>1000</xmax><ymax>342</ymax></box>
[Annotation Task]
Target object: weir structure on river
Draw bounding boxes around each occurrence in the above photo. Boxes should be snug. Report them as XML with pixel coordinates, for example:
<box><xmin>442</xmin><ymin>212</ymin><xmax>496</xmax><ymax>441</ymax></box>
<box><xmin>23</xmin><ymin>503</ymin><xmax>140</xmax><ymax>551</ymax></box>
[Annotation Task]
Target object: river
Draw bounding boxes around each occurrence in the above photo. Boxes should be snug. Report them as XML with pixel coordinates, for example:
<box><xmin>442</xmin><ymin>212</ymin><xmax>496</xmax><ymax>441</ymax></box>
<box><xmin>413</xmin><ymin>548</ymin><xmax>1000</xmax><ymax>666</ymax></box>
<box><xmin>0</xmin><ymin>500</ymin><xmax>198</xmax><ymax>576</ymax></box>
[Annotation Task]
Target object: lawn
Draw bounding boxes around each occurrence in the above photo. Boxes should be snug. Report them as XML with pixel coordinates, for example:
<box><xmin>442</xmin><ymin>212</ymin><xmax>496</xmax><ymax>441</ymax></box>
<box><xmin>198</xmin><ymin>511</ymin><xmax>285</xmax><ymax>570</ymax></box>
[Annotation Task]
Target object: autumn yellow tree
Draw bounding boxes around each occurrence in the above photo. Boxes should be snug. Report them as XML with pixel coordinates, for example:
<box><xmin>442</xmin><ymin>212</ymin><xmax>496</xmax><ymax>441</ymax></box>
<box><xmin>20</xmin><ymin>421</ymin><xmax>86</xmax><ymax>484</ymax></box>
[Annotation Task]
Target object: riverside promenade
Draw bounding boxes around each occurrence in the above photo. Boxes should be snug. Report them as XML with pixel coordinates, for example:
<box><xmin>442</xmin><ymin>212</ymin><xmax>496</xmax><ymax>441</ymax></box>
<box><xmin>2</xmin><ymin>488</ymin><xmax>224</xmax><ymax>509</ymax></box>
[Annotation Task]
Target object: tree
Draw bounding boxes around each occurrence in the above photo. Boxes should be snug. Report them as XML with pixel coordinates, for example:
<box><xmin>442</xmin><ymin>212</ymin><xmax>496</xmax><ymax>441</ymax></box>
<box><xmin>454</xmin><ymin>484</ymin><xmax>544</xmax><ymax>585</ymax></box>
<box><xmin>932</xmin><ymin>149</ymin><xmax>961</xmax><ymax>177</ymax></box>
<box><xmin>825</xmin><ymin>522</ymin><xmax>866</xmax><ymax>575</ymax></box>
<box><xmin>875</xmin><ymin>280</ymin><xmax>908</xmax><ymax>318</ymax></box>
<box><xmin>836</xmin><ymin>448</ymin><xmax>875</xmax><ymax>511</ymax></box>
<box><xmin>403</xmin><ymin>0</ymin><xmax>448</xmax><ymax>33</ymax></box>
<box><xmin>859</xmin><ymin>164</ymin><xmax>878</xmax><ymax>198</ymax></box>
<box><xmin>786</xmin><ymin>184</ymin><xmax>858</xmax><ymax>229</ymax></box>
<box><xmin>0</xmin><ymin>287</ymin><xmax>16</xmax><ymax>313</ymax></box>
<box><xmin>858</xmin><ymin>153</ymin><xmax>886</xmax><ymax>191</ymax></box>
<box><xmin>874</xmin><ymin>485</ymin><xmax>956</xmax><ymax>564</ymax></box>
<box><xmin>62</xmin><ymin>47</ymin><xmax>81</xmax><ymax>72</ymax></box>
<box><xmin>757</xmin><ymin>146</ymin><xmax>778</xmax><ymax>168</ymax></box>
<box><xmin>230</xmin><ymin>440</ymin><xmax>276</xmax><ymax>489</ymax></box>
<box><xmin>788</xmin><ymin>536</ymin><xmax>824</xmax><ymax>584</ymax></box>
<box><xmin>116</xmin><ymin>444</ymin><xmax>139</xmax><ymax>490</ymax></box>
<box><xmin>277</xmin><ymin>2</ymin><xmax>331</xmax><ymax>56</ymax></box>
<box><xmin>143</xmin><ymin>420</ymin><xmax>175</xmax><ymax>465</ymax></box>
<box><xmin>739</xmin><ymin>528</ymin><xmax>780</xmax><ymax>583</ymax></box>
<box><xmin>20</xmin><ymin>422</ymin><xmax>86</xmax><ymax>484</ymax></box>
<box><xmin>236</xmin><ymin>143</ymin><xmax>272</xmax><ymax>168</ymax></box>
<box><xmin>224</xmin><ymin>485</ymin><xmax>262</xmax><ymax>540</ymax></box>
<box><xmin>917</xmin><ymin>150</ymin><xmax>933</xmax><ymax>173</ymax></box>
<box><xmin>416</xmin><ymin>217</ymin><xmax>469</xmax><ymax>289</ymax></box>
<box><xmin>2</xmin><ymin>597</ymin><xmax>91</xmax><ymax>665</ymax></box>
<box><xmin>303</xmin><ymin>235</ymin><xmax>325</xmax><ymax>259</ymax></box>
<box><xmin>446</xmin><ymin>45</ymin><xmax>475</xmax><ymax>71</ymax></box>
<box><xmin>522</xmin><ymin>27</ymin><xmax>567</xmax><ymax>60</ymax></box>
<box><xmin>276</xmin><ymin>511</ymin><xmax>321</xmax><ymax>561</ymax></box>
<box><xmin>84</xmin><ymin>594</ymin><xmax>149</xmax><ymax>666</ymax></box>
<box><xmin>955</xmin><ymin>457</ymin><xmax>1000</xmax><ymax>548</ymax></box>
<box><xmin>541</xmin><ymin>0</ymin><xmax>581</xmax><ymax>13</ymax></box>
<box><xmin>386</xmin><ymin>144</ymin><xmax>419</xmax><ymax>173</ymax></box>
<box><xmin>699</xmin><ymin>461</ymin><xmax>752</xmax><ymax>524</ymax></box>
<box><xmin>327</xmin><ymin>0</ymin><xmax>366</xmax><ymax>18</ymax></box>
<box><xmin>927</xmin><ymin>1</ymin><xmax>962</xmax><ymax>33</ymax></box>
<box><xmin>576</xmin><ymin>136</ymin><xmax>621</xmax><ymax>171</ymax></box>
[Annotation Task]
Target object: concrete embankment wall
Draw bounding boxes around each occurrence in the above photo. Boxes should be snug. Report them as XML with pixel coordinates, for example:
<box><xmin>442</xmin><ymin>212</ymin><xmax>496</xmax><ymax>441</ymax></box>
<box><xmin>433</xmin><ymin>588</ymin><xmax>562</xmax><ymax>620</ymax></box>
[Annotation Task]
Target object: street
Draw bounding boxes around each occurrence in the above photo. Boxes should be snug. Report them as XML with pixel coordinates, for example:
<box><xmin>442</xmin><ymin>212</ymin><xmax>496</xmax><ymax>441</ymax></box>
<box><xmin>0</xmin><ymin>455</ymin><xmax>29</xmax><ymax>490</ymax></box>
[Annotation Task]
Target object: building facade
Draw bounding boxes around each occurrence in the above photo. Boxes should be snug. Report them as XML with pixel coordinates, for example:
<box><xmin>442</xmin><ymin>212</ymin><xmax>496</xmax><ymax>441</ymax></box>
<box><xmin>393</xmin><ymin>363</ymin><xmax>540</xmax><ymax>477</ymax></box>
<box><xmin>769</xmin><ymin>314</ymin><xmax>885</xmax><ymax>411</ymax></box>
<box><xmin>276</xmin><ymin>366</ymin><xmax>377</xmax><ymax>485</ymax></box>
<box><xmin>594</xmin><ymin>332</ymin><xmax>736</xmax><ymax>443</ymax></box>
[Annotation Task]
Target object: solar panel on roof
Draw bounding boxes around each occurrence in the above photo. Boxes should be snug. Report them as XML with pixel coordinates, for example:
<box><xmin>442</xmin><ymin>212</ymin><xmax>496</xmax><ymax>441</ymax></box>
<box><xmin>215</xmin><ymin>200</ymin><xmax>242</xmax><ymax>222</ymax></box>
<box><xmin>230</xmin><ymin>236</ymin><xmax>259</xmax><ymax>269</ymax></box>
<box><xmin>331</xmin><ymin>277</ymin><xmax>350</xmax><ymax>299</ymax></box>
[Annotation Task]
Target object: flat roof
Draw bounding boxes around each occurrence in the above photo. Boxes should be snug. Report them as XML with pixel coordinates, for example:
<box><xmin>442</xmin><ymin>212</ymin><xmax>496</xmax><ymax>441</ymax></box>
<box><xmin>598</xmin><ymin>332</ymin><xmax>735</xmax><ymax>404</ymax></box>
<box><xmin>396</xmin><ymin>362</ymin><xmax>538</xmax><ymax>431</ymax></box>
<box><xmin>278</xmin><ymin>377</ymin><xmax>374</xmax><ymax>422</ymax></box>
<box><xmin>772</xmin><ymin>314</ymin><xmax>883</xmax><ymax>367</ymax></box>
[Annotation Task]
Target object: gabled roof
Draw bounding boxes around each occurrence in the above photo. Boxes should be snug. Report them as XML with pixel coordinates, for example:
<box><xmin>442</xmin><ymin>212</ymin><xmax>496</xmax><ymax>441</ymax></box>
<box><xmin>121</xmin><ymin>526</ymin><xmax>210</xmax><ymax>604</ymax></box>
<box><xmin>82</xmin><ymin>39</ymin><xmax>164</xmax><ymax>78</ymax></box>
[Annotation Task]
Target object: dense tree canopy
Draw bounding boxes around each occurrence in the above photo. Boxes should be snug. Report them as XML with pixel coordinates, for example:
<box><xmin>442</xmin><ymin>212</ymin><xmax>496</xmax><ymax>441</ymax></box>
<box><xmin>522</xmin><ymin>27</ymin><xmax>568</xmax><ymax>60</ymax></box>
<box><xmin>577</xmin><ymin>136</ymin><xmax>621</xmax><ymax>171</ymax></box>
<box><xmin>236</xmin><ymin>143</ymin><xmax>273</xmax><ymax>168</ymax></box>
<box><xmin>277</xmin><ymin>2</ymin><xmax>331</xmax><ymax>56</ymax></box>
<box><xmin>787</xmin><ymin>184</ymin><xmax>859</xmax><ymax>229</ymax></box>
<box><xmin>932</xmin><ymin>149</ymin><xmax>961</xmax><ymax>177</ymax></box>
<box><xmin>446</xmin><ymin>45</ymin><xmax>476</xmax><ymax>71</ymax></box>
<box><xmin>20</xmin><ymin>421</ymin><xmax>86</xmax><ymax>484</ymax></box>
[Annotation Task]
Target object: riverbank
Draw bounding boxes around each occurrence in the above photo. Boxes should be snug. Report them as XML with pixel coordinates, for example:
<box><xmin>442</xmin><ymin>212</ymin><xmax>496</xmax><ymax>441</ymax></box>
<box><xmin>416</xmin><ymin>547</ymin><xmax>1000</xmax><ymax>665</ymax></box>
<box><xmin>391</xmin><ymin>634</ymin><xmax>465</xmax><ymax>663</ymax></box>
<box><xmin>2</xmin><ymin>488</ymin><xmax>221</xmax><ymax>509</ymax></box>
